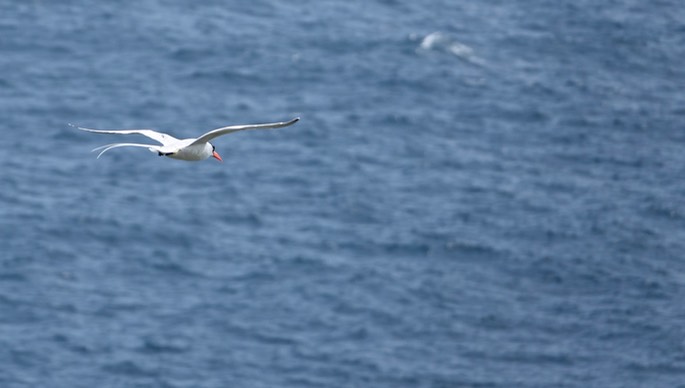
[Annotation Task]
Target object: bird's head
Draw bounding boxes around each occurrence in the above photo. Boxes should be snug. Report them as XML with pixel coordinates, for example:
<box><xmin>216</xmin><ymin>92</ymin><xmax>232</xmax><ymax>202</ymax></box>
<box><xmin>210</xmin><ymin>143</ymin><xmax>222</xmax><ymax>162</ymax></box>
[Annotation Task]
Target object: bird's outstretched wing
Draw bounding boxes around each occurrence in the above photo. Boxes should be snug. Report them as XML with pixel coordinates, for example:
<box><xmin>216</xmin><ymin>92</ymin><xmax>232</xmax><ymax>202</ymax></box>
<box><xmin>189</xmin><ymin>117</ymin><xmax>299</xmax><ymax>146</ymax></box>
<box><xmin>71</xmin><ymin>124</ymin><xmax>179</xmax><ymax>146</ymax></box>
<box><xmin>91</xmin><ymin>143</ymin><xmax>167</xmax><ymax>159</ymax></box>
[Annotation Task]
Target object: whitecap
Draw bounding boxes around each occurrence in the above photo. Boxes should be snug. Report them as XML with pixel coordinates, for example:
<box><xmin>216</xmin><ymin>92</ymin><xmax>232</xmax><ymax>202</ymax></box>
<box><xmin>416</xmin><ymin>31</ymin><xmax>483</xmax><ymax>65</ymax></box>
<box><xmin>419</xmin><ymin>31</ymin><xmax>447</xmax><ymax>50</ymax></box>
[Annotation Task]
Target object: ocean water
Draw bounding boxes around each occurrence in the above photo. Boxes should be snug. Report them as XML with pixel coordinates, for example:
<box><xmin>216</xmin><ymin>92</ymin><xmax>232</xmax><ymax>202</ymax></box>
<box><xmin>1</xmin><ymin>1</ymin><xmax>685</xmax><ymax>387</ymax></box>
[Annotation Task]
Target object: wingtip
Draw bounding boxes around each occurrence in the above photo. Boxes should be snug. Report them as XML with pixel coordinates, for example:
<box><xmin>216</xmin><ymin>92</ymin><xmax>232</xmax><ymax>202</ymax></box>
<box><xmin>70</xmin><ymin>123</ymin><xmax>88</xmax><ymax>131</ymax></box>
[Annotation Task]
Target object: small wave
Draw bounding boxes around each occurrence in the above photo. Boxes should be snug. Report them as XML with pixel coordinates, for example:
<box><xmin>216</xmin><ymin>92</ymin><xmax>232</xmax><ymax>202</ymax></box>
<box><xmin>138</xmin><ymin>337</ymin><xmax>190</xmax><ymax>354</ymax></box>
<box><xmin>102</xmin><ymin>360</ymin><xmax>158</xmax><ymax>377</ymax></box>
<box><xmin>414</xmin><ymin>32</ymin><xmax>484</xmax><ymax>65</ymax></box>
<box><xmin>169</xmin><ymin>46</ymin><xmax>213</xmax><ymax>62</ymax></box>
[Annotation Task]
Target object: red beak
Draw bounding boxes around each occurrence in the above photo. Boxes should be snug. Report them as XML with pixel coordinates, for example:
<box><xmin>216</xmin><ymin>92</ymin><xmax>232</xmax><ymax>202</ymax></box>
<box><xmin>212</xmin><ymin>150</ymin><xmax>223</xmax><ymax>162</ymax></box>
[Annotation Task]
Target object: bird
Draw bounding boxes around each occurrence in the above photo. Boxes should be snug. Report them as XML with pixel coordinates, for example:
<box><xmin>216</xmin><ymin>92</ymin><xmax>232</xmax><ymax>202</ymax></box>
<box><xmin>73</xmin><ymin>117</ymin><xmax>300</xmax><ymax>162</ymax></box>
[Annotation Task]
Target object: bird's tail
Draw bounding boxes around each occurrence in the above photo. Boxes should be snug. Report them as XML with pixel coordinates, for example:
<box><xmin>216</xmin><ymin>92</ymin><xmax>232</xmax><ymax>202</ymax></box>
<box><xmin>91</xmin><ymin>143</ymin><xmax>161</xmax><ymax>159</ymax></box>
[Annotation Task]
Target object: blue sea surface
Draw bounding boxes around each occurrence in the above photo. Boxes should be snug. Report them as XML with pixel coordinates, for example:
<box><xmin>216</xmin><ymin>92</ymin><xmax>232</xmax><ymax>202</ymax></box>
<box><xmin>1</xmin><ymin>1</ymin><xmax>685</xmax><ymax>387</ymax></box>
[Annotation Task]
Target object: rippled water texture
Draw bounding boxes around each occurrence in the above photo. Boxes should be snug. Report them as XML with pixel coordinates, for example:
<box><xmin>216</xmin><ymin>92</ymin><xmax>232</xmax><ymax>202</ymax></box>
<box><xmin>1</xmin><ymin>1</ymin><xmax>685</xmax><ymax>387</ymax></box>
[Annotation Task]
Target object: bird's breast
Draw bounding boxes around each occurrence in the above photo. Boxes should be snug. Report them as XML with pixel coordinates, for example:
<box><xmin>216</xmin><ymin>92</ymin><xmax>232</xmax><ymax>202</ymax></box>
<box><xmin>167</xmin><ymin>143</ymin><xmax>212</xmax><ymax>161</ymax></box>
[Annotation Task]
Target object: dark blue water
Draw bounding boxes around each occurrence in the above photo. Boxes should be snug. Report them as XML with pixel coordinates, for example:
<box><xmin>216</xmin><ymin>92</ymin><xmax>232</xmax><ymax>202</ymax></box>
<box><xmin>2</xmin><ymin>1</ymin><xmax>685</xmax><ymax>387</ymax></box>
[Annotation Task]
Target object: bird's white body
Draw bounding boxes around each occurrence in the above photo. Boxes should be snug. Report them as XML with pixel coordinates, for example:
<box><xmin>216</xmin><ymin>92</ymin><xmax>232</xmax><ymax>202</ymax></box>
<box><xmin>74</xmin><ymin>118</ymin><xmax>299</xmax><ymax>162</ymax></box>
<box><xmin>156</xmin><ymin>140</ymin><xmax>213</xmax><ymax>161</ymax></box>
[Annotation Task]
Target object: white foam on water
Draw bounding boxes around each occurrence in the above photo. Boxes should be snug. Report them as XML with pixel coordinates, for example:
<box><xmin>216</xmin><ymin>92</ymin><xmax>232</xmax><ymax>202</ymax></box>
<box><xmin>416</xmin><ymin>31</ymin><xmax>484</xmax><ymax>65</ymax></box>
